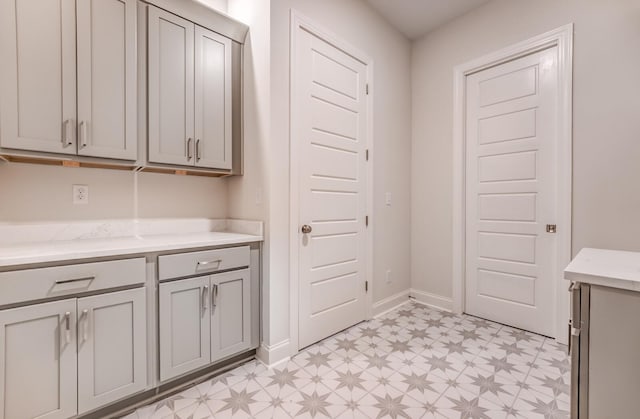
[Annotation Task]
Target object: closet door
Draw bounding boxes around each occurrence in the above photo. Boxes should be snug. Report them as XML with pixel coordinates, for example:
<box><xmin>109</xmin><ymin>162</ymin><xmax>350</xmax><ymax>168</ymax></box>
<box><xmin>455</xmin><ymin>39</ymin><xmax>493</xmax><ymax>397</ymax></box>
<box><xmin>147</xmin><ymin>6</ymin><xmax>195</xmax><ymax>167</ymax></box>
<box><xmin>77</xmin><ymin>288</ymin><xmax>147</xmax><ymax>414</ymax></box>
<box><xmin>194</xmin><ymin>26</ymin><xmax>232</xmax><ymax>170</ymax></box>
<box><xmin>0</xmin><ymin>299</ymin><xmax>77</xmax><ymax>419</ymax></box>
<box><xmin>0</xmin><ymin>0</ymin><xmax>76</xmax><ymax>154</ymax></box>
<box><xmin>77</xmin><ymin>0</ymin><xmax>137</xmax><ymax>160</ymax></box>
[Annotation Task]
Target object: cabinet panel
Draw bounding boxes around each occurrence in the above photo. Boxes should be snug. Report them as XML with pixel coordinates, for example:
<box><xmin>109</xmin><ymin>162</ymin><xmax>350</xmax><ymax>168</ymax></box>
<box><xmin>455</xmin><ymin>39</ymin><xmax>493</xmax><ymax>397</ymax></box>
<box><xmin>159</xmin><ymin>277</ymin><xmax>210</xmax><ymax>381</ymax></box>
<box><xmin>211</xmin><ymin>269</ymin><xmax>251</xmax><ymax>362</ymax></box>
<box><xmin>0</xmin><ymin>299</ymin><xmax>77</xmax><ymax>419</ymax></box>
<box><xmin>0</xmin><ymin>0</ymin><xmax>76</xmax><ymax>154</ymax></box>
<box><xmin>77</xmin><ymin>288</ymin><xmax>146</xmax><ymax>414</ymax></box>
<box><xmin>77</xmin><ymin>0</ymin><xmax>137</xmax><ymax>160</ymax></box>
<box><xmin>148</xmin><ymin>6</ymin><xmax>195</xmax><ymax>166</ymax></box>
<box><xmin>194</xmin><ymin>26</ymin><xmax>232</xmax><ymax>169</ymax></box>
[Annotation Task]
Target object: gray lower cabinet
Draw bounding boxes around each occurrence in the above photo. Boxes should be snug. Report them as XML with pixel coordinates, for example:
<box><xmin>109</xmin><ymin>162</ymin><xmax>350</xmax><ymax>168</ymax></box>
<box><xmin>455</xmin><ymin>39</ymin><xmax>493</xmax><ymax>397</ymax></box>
<box><xmin>159</xmin><ymin>269</ymin><xmax>251</xmax><ymax>382</ymax></box>
<box><xmin>159</xmin><ymin>276</ymin><xmax>211</xmax><ymax>382</ymax></box>
<box><xmin>0</xmin><ymin>299</ymin><xmax>78</xmax><ymax>419</ymax></box>
<box><xmin>77</xmin><ymin>288</ymin><xmax>147</xmax><ymax>414</ymax></box>
<box><xmin>0</xmin><ymin>288</ymin><xmax>146</xmax><ymax>419</ymax></box>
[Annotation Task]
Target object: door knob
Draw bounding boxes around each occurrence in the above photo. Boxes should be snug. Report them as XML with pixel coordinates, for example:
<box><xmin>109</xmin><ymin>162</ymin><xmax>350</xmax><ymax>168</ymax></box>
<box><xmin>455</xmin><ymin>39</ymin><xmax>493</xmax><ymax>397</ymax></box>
<box><xmin>301</xmin><ymin>225</ymin><xmax>312</xmax><ymax>234</ymax></box>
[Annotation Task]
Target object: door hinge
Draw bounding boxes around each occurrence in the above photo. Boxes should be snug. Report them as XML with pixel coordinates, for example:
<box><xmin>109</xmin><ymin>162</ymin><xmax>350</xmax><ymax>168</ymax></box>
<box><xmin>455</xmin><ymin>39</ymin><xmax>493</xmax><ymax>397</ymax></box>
<box><xmin>365</xmin><ymin>281</ymin><xmax>368</xmax><ymax>292</ymax></box>
<box><xmin>365</xmin><ymin>215</ymin><xmax>369</xmax><ymax>227</ymax></box>
<box><xmin>366</xmin><ymin>84</ymin><xmax>369</xmax><ymax>95</ymax></box>
<box><xmin>366</xmin><ymin>149</ymin><xmax>369</xmax><ymax>161</ymax></box>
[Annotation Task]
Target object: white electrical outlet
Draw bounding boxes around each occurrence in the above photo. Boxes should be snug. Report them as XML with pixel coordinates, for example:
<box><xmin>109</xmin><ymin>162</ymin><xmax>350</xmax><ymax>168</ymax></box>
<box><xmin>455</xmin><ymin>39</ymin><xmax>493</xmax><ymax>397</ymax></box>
<box><xmin>73</xmin><ymin>184</ymin><xmax>89</xmax><ymax>205</ymax></box>
<box><xmin>385</xmin><ymin>192</ymin><xmax>392</xmax><ymax>206</ymax></box>
<box><xmin>385</xmin><ymin>269</ymin><xmax>392</xmax><ymax>284</ymax></box>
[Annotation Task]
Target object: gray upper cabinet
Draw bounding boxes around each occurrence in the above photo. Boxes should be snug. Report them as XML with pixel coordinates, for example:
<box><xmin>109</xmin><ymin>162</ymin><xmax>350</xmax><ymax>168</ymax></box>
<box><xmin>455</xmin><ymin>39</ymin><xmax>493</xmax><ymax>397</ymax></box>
<box><xmin>194</xmin><ymin>26</ymin><xmax>232</xmax><ymax>170</ymax></box>
<box><xmin>0</xmin><ymin>0</ymin><xmax>137</xmax><ymax>161</ymax></box>
<box><xmin>0</xmin><ymin>0</ymin><xmax>77</xmax><ymax>155</ymax></box>
<box><xmin>77</xmin><ymin>0</ymin><xmax>138</xmax><ymax>160</ymax></box>
<box><xmin>148</xmin><ymin>5</ymin><xmax>232</xmax><ymax>170</ymax></box>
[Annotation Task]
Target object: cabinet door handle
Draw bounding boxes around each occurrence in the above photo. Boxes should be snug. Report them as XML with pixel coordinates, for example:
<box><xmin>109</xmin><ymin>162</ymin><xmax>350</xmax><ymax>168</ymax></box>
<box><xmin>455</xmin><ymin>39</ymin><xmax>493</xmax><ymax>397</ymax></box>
<box><xmin>187</xmin><ymin>138</ymin><xmax>193</xmax><ymax>160</ymax></box>
<box><xmin>202</xmin><ymin>285</ymin><xmax>209</xmax><ymax>312</ymax></box>
<box><xmin>63</xmin><ymin>120</ymin><xmax>73</xmax><ymax>147</ymax></box>
<box><xmin>82</xmin><ymin>309</ymin><xmax>89</xmax><ymax>342</ymax></box>
<box><xmin>212</xmin><ymin>284</ymin><xmax>218</xmax><ymax>309</ymax></box>
<box><xmin>64</xmin><ymin>312</ymin><xmax>71</xmax><ymax>344</ymax></box>
<box><xmin>196</xmin><ymin>139</ymin><xmax>201</xmax><ymax>161</ymax></box>
<box><xmin>79</xmin><ymin>121</ymin><xmax>87</xmax><ymax>148</ymax></box>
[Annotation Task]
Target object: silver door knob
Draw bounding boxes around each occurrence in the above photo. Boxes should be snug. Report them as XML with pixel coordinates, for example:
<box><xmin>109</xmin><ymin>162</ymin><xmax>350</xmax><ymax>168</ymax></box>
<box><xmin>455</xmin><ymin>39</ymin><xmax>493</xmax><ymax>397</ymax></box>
<box><xmin>301</xmin><ymin>225</ymin><xmax>312</xmax><ymax>234</ymax></box>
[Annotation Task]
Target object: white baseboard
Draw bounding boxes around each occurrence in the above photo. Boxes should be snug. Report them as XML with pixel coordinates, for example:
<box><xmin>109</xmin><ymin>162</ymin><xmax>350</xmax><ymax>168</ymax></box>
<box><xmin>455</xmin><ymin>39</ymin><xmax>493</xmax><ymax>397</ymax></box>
<box><xmin>410</xmin><ymin>289</ymin><xmax>453</xmax><ymax>312</ymax></box>
<box><xmin>256</xmin><ymin>339</ymin><xmax>291</xmax><ymax>368</ymax></box>
<box><xmin>372</xmin><ymin>290</ymin><xmax>411</xmax><ymax>318</ymax></box>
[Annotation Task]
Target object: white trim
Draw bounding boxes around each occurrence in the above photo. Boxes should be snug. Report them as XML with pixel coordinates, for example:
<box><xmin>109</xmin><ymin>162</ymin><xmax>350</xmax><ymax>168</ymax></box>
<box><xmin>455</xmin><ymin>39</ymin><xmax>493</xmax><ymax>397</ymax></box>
<box><xmin>289</xmin><ymin>10</ymin><xmax>374</xmax><ymax>356</ymax></box>
<box><xmin>410</xmin><ymin>289</ymin><xmax>453</xmax><ymax>312</ymax></box>
<box><xmin>452</xmin><ymin>24</ymin><xmax>573</xmax><ymax>344</ymax></box>
<box><xmin>256</xmin><ymin>339</ymin><xmax>291</xmax><ymax>368</ymax></box>
<box><xmin>372</xmin><ymin>290</ymin><xmax>411</xmax><ymax>318</ymax></box>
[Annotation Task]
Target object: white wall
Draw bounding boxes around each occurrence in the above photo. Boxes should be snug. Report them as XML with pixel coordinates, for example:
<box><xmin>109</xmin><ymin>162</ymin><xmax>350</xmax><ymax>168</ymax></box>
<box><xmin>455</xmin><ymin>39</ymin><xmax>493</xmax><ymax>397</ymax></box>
<box><xmin>411</xmin><ymin>0</ymin><xmax>640</xmax><ymax>300</ymax></box>
<box><xmin>267</xmin><ymin>0</ymin><xmax>413</xmax><ymax>358</ymax></box>
<box><xmin>196</xmin><ymin>0</ymin><xmax>228</xmax><ymax>14</ymax></box>
<box><xmin>0</xmin><ymin>163</ymin><xmax>228</xmax><ymax>222</ymax></box>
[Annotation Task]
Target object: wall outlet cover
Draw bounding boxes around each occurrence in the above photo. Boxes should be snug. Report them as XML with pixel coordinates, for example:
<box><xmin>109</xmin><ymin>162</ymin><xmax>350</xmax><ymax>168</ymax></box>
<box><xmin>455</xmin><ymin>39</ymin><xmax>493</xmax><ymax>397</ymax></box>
<box><xmin>73</xmin><ymin>184</ymin><xmax>89</xmax><ymax>205</ymax></box>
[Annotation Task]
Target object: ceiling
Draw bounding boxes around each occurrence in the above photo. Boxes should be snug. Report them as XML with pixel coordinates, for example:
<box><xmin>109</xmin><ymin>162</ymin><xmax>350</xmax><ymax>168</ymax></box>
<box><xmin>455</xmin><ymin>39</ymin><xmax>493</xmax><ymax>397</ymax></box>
<box><xmin>364</xmin><ymin>0</ymin><xmax>491</xmax><ymax>40</ymax></box>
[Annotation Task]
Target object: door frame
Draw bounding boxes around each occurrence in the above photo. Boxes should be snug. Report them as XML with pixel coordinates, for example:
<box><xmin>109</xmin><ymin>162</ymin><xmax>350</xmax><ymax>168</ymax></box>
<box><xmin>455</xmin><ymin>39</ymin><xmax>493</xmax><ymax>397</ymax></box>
<box><xmin>289</xmin><ymin>9</ymin><xmax>374</xmax><ymax>354</ymax></box>
<box><xmin>452</xmin><ymin>24</ymin><xmax>573</xmax><ymax>343</ymax></box>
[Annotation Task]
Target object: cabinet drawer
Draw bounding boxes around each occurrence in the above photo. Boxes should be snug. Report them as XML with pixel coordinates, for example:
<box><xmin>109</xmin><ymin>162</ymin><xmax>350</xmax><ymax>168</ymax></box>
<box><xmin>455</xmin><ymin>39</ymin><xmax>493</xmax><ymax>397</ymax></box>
<box><xmin>159</xmin><ymin>246</ymin><xmax>249</xmax><ymax>280</ymax></box>
<box><xmin>0</xmin><ymin>258</ymin><xmax>146</xmax><ymax>307</ymax></box>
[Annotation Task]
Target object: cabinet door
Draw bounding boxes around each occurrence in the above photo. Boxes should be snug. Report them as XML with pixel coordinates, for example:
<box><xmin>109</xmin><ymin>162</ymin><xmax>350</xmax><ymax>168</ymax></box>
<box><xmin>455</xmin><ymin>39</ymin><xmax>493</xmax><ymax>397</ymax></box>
<box><xmin>147</xmin><ymin>6</ymin><xmax>195</xmax><ymax>167</ymax></box>
<box><xmin>0</xmin><ymin>0</ymin><xmax>76</xmax><ymax>154</ymax></box>
<box><xmin>194</xmin><ymin>26</ymin><xmax>232</xmax><ymax>169</ymax></box>
<box><xmin>211</xmin><ymin>269</ymin><xmax>251</xmax><ymax>362</ymax></box>
<box><xmin>77</xmin><ymin>0</ymin><xmax>137</xmax><ymax>160</ymax></box>
<box><xmin>77</xmin><ymin>288</ymin><xmax>146</xmax><ymax>414</ymax></box>
<box><xmin>159</xmin><ymin>277</ymin><xmax>210</xmax><ymax>381</ymax></box>
<box><xmin>0</xmin><ymin>299</ymin><xmax>77</xmax><ymax>419</ymax></box>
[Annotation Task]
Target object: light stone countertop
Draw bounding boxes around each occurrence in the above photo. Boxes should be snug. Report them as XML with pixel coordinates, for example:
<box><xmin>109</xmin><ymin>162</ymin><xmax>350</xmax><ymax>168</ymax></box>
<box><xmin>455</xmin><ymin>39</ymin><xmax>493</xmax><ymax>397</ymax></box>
<box><xmin>0</xmin><ymin>218</ymin><xmax>263</xmax><ymax>268</ymax></box>
<box><xmin>564</xmin><ymin>247</ymin><xmax>640</xmax><ymax>292</ymax></box>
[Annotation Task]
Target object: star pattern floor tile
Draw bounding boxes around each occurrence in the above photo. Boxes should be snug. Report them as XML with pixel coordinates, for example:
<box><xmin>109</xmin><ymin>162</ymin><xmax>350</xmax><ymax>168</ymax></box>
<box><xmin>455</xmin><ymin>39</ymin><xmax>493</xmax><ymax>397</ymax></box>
<box><xmin>122</xmin><ymin>302</ymin><xmax>570</xmax><ymax>419</ymax></box>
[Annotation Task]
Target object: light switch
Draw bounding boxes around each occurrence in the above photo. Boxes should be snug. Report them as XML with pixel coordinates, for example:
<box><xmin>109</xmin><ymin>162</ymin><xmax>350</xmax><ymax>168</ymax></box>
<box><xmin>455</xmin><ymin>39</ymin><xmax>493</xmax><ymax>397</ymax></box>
<box><xmin>385</xmin><ymin>192</ymin><xmax>392</xmax><ymax>206</ymax></box>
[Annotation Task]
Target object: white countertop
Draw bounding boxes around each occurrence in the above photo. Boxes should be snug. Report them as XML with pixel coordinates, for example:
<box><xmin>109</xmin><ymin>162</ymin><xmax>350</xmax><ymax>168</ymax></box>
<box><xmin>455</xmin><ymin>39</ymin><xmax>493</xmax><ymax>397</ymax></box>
<box><xmin>564</xmin><ymin>248</ymin><xmax>640</xmax><ymax>292</ymax></box>
<box><xmin>0</xmin><ymin>219</ymin><xmax>263</xmax><ymax>268</ymax></box>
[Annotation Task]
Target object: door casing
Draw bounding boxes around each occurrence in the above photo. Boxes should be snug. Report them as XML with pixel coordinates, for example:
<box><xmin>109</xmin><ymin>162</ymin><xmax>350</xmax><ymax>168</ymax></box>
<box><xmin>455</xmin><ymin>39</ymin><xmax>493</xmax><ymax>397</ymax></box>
<box><xmin>289</xmin><ymin>10</ymin><xmax>374</xmax><ymax>355</ymax></box>
<box><xmin>452</xmin><ymin>24</ymin><xmax>573</xmax><ymax>343</ymax></box>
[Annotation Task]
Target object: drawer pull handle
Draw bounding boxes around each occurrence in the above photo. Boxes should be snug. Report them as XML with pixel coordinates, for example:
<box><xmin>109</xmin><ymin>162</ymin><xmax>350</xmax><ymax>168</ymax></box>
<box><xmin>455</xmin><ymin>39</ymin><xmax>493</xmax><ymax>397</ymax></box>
<box><xmin>55</xmin><ymin>276</ymin><xmax>95</xmax><ymax>285</ymax></box>
<box><xmin>197</xmin><ymin>259</ymin><xmax>222</xmax><ymax>270</ymax></box>
<box><xmin>212</xmin><ymin>284</ymin><xmax>218</xmax><ymax>308</ymax></box>
<box><xmin>202</xmin><ymin>285</ymin><xmax>209</xmax><ymax>312</ymax></box>
<box><xmin>64</xmin><ymin>312</ymin><xmax>71</xmax><ymax>344</ymax></box>
<box><xmin>82</xmin><ymin>309</ymin><xmax>89</xmax><ymax>342</ymax></box>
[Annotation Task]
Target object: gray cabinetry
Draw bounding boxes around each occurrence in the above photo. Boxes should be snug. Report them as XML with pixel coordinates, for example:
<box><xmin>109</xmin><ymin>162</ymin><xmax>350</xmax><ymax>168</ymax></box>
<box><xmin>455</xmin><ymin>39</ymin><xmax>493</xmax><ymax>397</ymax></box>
<box><xmin>147</xmin><ymin>5</ymin><xmax>232</xmax><ymax>170</ymax></box>
<box><xmin>158</xmin><ymin>247</ymin><xmax>252</xmax><ymax>382</ymax></box>
<box><xmin>0</xmin><ymin>0</ymin><xmax>137</xmax><ymax>160</ymax></box>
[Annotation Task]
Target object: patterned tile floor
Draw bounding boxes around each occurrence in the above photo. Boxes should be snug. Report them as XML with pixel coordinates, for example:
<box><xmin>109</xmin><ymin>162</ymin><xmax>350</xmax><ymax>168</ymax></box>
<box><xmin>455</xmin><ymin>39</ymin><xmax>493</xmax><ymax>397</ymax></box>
<box><xmin>123</xmin><ymin>302</ymin><xmax>570</xmax><ymax>419</ymax></box>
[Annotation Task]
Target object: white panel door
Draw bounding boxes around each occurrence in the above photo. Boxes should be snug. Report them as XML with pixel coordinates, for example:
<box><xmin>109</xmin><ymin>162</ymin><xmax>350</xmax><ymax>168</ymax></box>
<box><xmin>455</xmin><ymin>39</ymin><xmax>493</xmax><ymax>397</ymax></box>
<box><xmin>148</xmin><ymin>6</ymin><xmax>195</xmax><ymax>166</ymax></box>
<box><xmin>77</xmin><ymin>288</ymin><xmax>146</xmax><ymax>414</ymax></box>
<box><xmin>210</xmin><ymin>269</ymin><xmax>251</xmax><ymax>362</ymax></box>
<box><xmin>194</xmin><ymin>26</ymin><xmax>232</xmax><ymax>169</ymax></box>
<box><xmin>77</xmin><ymin>0</ymin><xmax>137</xmax><ymax>160</ymax></box>
<box><xmin>465</xmin><ymin>47</ymin><xmax>558</xmax><ymax>336</ymax></box>
<box><xmin>0</xmin><ymin>299</ymin><xmax>77</xmax><ymax>419</ymax></box>
<box><xmin>0</xmin><ymin>0</ymin><xmax>76</xmax><ymax>154</ymax></box>
<box><xmin>159</xmin><ymin>277</ymin><xmax>210</xmax><ymax>381</ymax></box>
<box><xmin>294</xmin><ymin>27</ymin><xmax>368</xmax><ymax>349</ymax></box>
